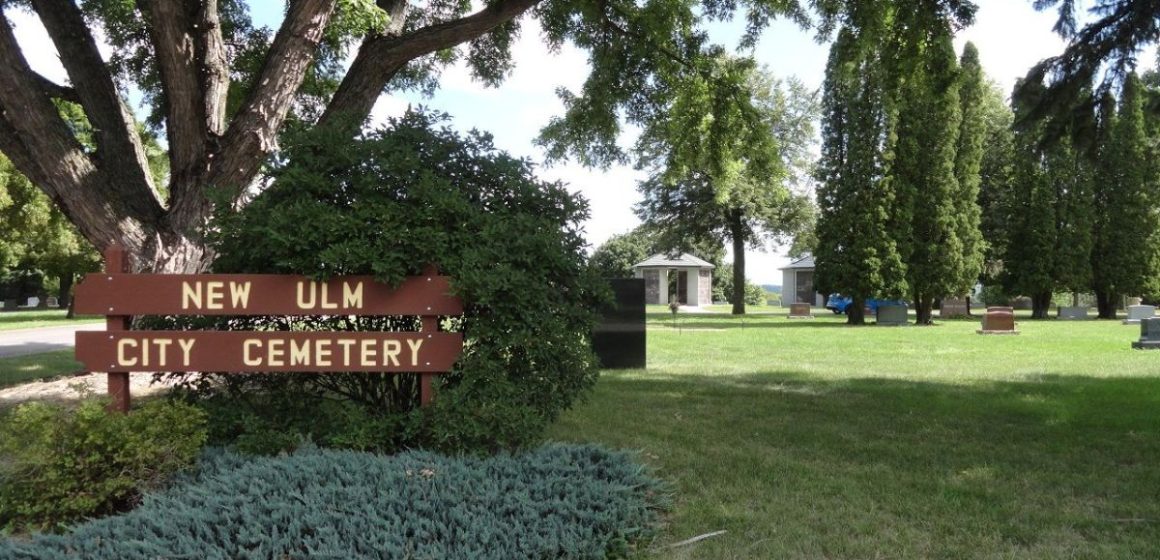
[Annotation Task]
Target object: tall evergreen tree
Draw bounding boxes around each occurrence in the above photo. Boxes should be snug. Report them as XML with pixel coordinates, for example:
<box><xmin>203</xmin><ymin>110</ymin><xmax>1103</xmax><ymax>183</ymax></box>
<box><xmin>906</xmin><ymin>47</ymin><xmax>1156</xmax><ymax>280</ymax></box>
<box><xmin>1090</xmin><ymin>74</ymin><xmax>1160</xmax><ymax>317</ymax></box>
<box><xmin>976</xmin><ymin>81</ymin><xmax>1016</xmax><ymax>290</ymax></box>
<box><xmin>1003</xmin><ymin>82</ymin><xmax>1096</xmax><ymax>319</ymax></box>
<box><xmin>1002</xmin><ymin>109</ymin><xmax>1058</xmax><ymax>318</ymax></box>
<box><xmin>814</xmin><ymin>28</ymin><xmax>907</xmax><ymax>325</ymax></box>
<box><xmin>816</xmin><ymin>10</ymin><xmax>987</xmax><ymax>326</ymax></box>
<box><xmin>893</xmin><ymin>26</ymin><xmax>963</xmax><ymax>325</ymax></box>
<box><xmin>951</xmin><ymin>42</ymin><xmax>988</xmax><ymax>310</ymax></box>
<box><xmin>1047</xmin><ymin>135</ymin><xmax>1094</xmax><ymax>309</ymax></box>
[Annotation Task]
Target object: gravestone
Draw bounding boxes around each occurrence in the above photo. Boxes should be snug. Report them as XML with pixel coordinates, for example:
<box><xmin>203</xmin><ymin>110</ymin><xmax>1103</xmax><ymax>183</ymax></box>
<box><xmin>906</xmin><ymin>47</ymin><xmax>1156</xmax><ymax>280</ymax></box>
<box><xmin>592</xmin><ymin>279</ymin><xmax>647</xmax><ymax>369</ymax></box>
<box><xmin>940</xmin><ymin>297</ymin><xmax>968</xmax><ymax>318</ymax></box>
<box><xmin>1131</xmin><ymin>317</ymin><xmax>1160</xmax><ymax>349</ymax></box>
<box><xmin>45</xmin><ymin>296</ymin><xmax>59</xmax><ymax>308</ymax></box>
<box><xmin>788</xmin><ymin>303</ymin><xmax>813</xmax><ymax>319</ymax></box>
<box><xmin>2</xmin><ymin>299</ymin><xmax>16</xmax><ymax>310</ymax></box>
<box><xmin>24</xmin><ymin>296</ymin><xmax>39</xmax><ymax>307</ymax></box>
<box><xmin>1057</xmin><ymin>306</ymin><xmax>1090</xmax><ymax>320</ymax></box>
<box><xmin>1123</xmin><ymin>304</ymin><xmax>1155</xmax><ymax>324</ymax></box>
<box><xmin>978</xmin><ymin>306</ymin><xmax>1017</xmax><ymax>334</ymax></box>
<box><xmin>876</xmin><ymin>303</ymin><xmax>909</xmax><ymax>326</ymax></box>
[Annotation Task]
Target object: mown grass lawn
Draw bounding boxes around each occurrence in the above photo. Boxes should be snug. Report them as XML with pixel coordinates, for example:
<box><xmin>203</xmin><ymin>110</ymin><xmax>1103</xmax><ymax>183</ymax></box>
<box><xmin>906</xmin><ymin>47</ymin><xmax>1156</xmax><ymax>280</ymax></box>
<box><xmin>0</xmin><ymin>350</ymin><xmax>83</xmax><ymax>390</ymax></box>
<box><xmin>0</xmin><ymin>350</ymin><xmax>82</xmax><ymax>389</ymax></box>
<box><xmin>548</xmin><ymin>310</ymin><xmax>1160</xmax><ymax>558</ymax></box>
<box><xmin>0</xmin><ymin>309</ymin><xmax>101</xmax><ymax>331</ymax></box>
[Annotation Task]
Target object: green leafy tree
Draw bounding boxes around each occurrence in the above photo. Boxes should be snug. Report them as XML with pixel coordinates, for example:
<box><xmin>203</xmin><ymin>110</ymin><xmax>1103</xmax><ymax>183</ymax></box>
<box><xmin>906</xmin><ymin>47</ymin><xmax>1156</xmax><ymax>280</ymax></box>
<box><xmin>1090</xmin><ymin>74</ymin><xmax>1160</xmax><ymax>317</ymax></box>
<box><xmin>633</xmin><ymin>57</ymin><xmax>816</xmax><ymax>315</ymax></box>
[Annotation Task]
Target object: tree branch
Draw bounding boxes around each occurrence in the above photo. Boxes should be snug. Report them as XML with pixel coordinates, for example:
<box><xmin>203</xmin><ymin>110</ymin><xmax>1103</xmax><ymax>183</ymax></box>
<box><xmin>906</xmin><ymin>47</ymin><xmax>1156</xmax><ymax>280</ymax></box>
<box><xmin>0</xmin><ymin>15</ymin><xmax>162</xmax><ymax>254</ymax></box>
<box><xmin>197</xmin><ymin>0</ymin><xmax>336</xmax><ymax>216</ymax></box>
<box><xmin>320</xmin><ymin>0</ymin><xmax>541</xmax><ymax>129</ymax></box>
<box><xmin>31</xmin><ymin>0</ymin><xmax>158</xmax><ymax>195</ymax></box>
<box><xmin>32</xmin><ymin>72</ymin><xmax>78</xmax><ymax>103</ymax></box>
<box><xmin>137</xmin><ymin>0</ymin><xmax>207</xmax><ymax>190</ymax></box>
<box><xmin>197</xmin><ymin>0</ymin><xmax>229</xmax><ymax>135</ymax></box>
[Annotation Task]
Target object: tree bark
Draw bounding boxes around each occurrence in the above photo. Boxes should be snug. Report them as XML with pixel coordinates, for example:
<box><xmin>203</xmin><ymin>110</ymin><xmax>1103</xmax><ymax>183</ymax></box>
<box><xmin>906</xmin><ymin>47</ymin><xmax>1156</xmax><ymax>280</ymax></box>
<box><xmin>32</xmin><ymin>0</ymin><xmax>158</xmax><ymax>195</ymax></box>
<box><xmin>1096</xmin><ymin>290</ymin><xmax>1117</xmax><ymax>319</ymax></box>
<box><xmin>57</xmin><ymin>273</ymin><xmax>74</xmax><ymax>310</ymax></box>
<box><xmin>847</xmin><ymin>296</ymin><xmax>865</xmax><ymax>325</ymax></box>
<box><xmin>0</xmin><ymin>20</ymin><xmax>166</xmax><ymax>268</ymax></box>
<box><xmin>1031</xmin><ymin>291</ymin><xmax>1052</xmax><ymax>319</ymax></box>
<box><xmin>914</xmin><ymin>294</ymin><xmax>934</xmax><ymax>325</ymax></box>
<box><xmin>730</xmin><ymin>210</ymin><xmax>746</xmax><ymax>315</ymax></box>
<box><xmin>320</xmin><ymin>0</ymin><xmax>540</xmax><ymax>131</ymax></box>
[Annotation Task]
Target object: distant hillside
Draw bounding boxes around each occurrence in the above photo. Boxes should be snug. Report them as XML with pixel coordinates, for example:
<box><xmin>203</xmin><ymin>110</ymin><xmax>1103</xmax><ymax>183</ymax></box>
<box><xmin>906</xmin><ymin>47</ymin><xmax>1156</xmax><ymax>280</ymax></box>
<box><xmin>762</xmin><ymin>285</ymin><xmax>781</xmax><ymax>294</ymax></box>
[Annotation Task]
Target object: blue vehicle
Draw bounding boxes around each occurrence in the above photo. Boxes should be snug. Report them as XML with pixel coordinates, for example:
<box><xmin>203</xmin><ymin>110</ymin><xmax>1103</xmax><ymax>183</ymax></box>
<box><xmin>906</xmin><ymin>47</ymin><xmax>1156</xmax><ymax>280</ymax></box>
<box><xmin>825</xmin><ymin>294</ymin><xmax>907</xmax><ymax>315</ymax></box>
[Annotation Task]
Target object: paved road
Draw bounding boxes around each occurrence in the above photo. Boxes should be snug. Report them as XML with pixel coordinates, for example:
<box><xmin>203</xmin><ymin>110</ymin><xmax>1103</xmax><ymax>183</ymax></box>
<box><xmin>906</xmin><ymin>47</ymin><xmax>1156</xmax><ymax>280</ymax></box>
<box><xmin>0</xmin><ymin>324</ymin><xmax>104</xmax><ymax>358</ymax></box>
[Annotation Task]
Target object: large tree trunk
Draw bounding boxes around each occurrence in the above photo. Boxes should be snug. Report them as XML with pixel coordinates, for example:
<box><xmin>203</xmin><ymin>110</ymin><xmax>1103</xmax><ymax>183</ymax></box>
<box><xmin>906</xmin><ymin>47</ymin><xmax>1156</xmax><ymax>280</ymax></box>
<box><xmin>1096</xmin><ymin>290</ymin><xmax>1117</xmax><ymax>319</ymax></box>
<box><xmin>847</xmin><ymin>296</ymin><xmax>866</xmax><ymax>325</ymax></box>
<box><xmin>914</xmin><ymin>293</ymin><xmax>934</xmax><ymax>325</ymax></box>
<box><xmin>57</xmin><ymin>273</ymin><xmax>73</xmax><ymax>310</ymax></box>
<box><xmin>730</xmin><ymin>210</ymin><xmax>746</xmax><ymax>316</ymax></box>
<box><xmin>1030</xmin><ymin>291</ymin><xmax>1052</xmax><ymax>319</ymax></box>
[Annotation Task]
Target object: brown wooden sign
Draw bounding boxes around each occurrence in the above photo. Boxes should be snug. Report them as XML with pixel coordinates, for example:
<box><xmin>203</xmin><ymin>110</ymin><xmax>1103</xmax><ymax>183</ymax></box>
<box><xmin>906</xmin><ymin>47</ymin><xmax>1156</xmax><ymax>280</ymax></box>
<box><xmin>76</xmin><ymin>331</ymin><xmax>463</xmax><ymax>373</ymax></box>
<box><xmin>75</xmin><ymin>246</ymin><xmax>464</xmax><ymax>413</ymax></box>
<box><xmin>74</xmin><ymin>273</ymin><xmax>462</xmax><ymax>316</ymax></box>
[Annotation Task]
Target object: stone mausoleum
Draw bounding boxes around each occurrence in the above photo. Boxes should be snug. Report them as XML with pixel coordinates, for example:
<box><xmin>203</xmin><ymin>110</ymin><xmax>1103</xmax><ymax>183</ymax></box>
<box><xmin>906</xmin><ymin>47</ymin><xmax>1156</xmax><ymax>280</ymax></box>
<box><xmin>632</xmin><ymin>253</ymin><xmax>714</xmax><ymax>306</ymax></box>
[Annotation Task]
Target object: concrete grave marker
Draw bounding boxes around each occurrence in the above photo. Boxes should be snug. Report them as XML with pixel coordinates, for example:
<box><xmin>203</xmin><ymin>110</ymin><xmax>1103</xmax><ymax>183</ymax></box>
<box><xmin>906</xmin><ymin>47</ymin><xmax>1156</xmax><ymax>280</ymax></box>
<box><xmin>1131</xmin><ymin>317</ymin><xmax>1160</xmax><ymax>349</ymax></box>
<box><xmin>876</xmin><ymin>303</ymin><xmax>909</xmax><ymax>326</ymax></box>
<box><xmin>1057</xmin><ymin>306</ymin><xmax>1090</xmax><ymax>320</ymax></box>
<box><xmin>788</xmin><ymin>303</ymin><xmax>813</xmax><ymax>319</ymax></box>
<box><xmin>46</xmin><ymin>296</ymin><xmax>59</xmax><ymax>308</ymax></box>
<box><xmin>978</xmin><ymin>306</ymin><xmax>1018</xmax><ymax>334</ymax></box>
<box><xmin>940</xmin><ymin>297</ymin><xmax>969</xmax><ymax>318</ymax></box>
<box><xmin>1123</xmin><ymin>305</ymin><xmax>1155</xmax><ymax>324</ymax></box>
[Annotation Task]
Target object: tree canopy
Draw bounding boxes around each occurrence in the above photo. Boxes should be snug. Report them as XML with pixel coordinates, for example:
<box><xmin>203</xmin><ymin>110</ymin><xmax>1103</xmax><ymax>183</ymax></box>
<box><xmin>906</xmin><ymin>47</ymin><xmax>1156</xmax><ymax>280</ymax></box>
<box><xmin>0</xmin><ymin>0</ymin><xmax>977</xmax><ymax>273</ymax></box>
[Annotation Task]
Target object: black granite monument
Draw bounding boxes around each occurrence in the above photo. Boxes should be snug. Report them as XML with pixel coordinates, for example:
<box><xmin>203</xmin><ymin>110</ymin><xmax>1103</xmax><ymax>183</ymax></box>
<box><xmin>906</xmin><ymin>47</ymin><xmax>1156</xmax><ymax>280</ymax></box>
<box><xmin>592</xmin><ymin>278</ymin><xmax>647</xmax><ymax>369</ymax></box>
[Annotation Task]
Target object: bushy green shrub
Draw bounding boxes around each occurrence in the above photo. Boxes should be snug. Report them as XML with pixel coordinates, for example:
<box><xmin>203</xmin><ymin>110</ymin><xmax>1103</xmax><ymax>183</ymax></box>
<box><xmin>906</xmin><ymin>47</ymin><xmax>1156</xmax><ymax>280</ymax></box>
<box><xmin>0</xmin><ymin>398</ymin><xmax>207</xmax><ymax>533</ymax></box>
<box><xmin>0</xmin><ymin>444</ymin><xmax>670</xmax><ymax>559</ymax></box>
<box><xmin>163</xmin><ymin>111</ymin><xmax>606</xmax><ymax>453</ymax></box>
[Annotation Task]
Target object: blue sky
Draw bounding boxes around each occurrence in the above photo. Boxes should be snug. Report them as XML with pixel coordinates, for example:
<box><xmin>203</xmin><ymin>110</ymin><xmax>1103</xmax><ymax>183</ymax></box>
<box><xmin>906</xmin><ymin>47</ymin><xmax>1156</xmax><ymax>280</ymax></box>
<box><xmin>10</xmin><ymin>1</ymin><xmax>1153</xmax><ymax>283</ymax></box>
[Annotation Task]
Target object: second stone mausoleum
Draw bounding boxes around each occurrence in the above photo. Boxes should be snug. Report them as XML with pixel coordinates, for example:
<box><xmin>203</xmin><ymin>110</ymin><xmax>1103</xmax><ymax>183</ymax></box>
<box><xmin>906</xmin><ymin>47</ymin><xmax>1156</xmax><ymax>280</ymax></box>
<box><xmin>632</xmin><ymin>253</ymin><xmax>714</xmax><ymax>307</ymax></box>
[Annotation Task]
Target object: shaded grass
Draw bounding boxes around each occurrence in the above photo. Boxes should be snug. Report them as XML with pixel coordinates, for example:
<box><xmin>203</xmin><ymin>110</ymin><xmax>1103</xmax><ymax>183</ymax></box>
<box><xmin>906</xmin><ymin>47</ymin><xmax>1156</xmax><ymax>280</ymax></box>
<box><xmin>0</xmin><ymin>350</ymin><xmax>83</xmax><ymax>390</ymax></box>
<box><xmin>549</xmin><ymin>312</ymin><xmax>1160</xmax><ymax>558</ymax></box>
<box><xmin>0</xmin><ymin>310</ymin><xmax>101</xmax><ymax>331</ymax></box>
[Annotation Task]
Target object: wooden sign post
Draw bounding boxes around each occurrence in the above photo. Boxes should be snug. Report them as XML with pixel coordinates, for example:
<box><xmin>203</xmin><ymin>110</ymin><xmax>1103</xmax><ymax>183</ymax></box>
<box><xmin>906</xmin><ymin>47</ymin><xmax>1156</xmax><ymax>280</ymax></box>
<box><xmin>76</xmin><ymin>247</ymin><xmax>463</xmax><ymax>413</ymax></box>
